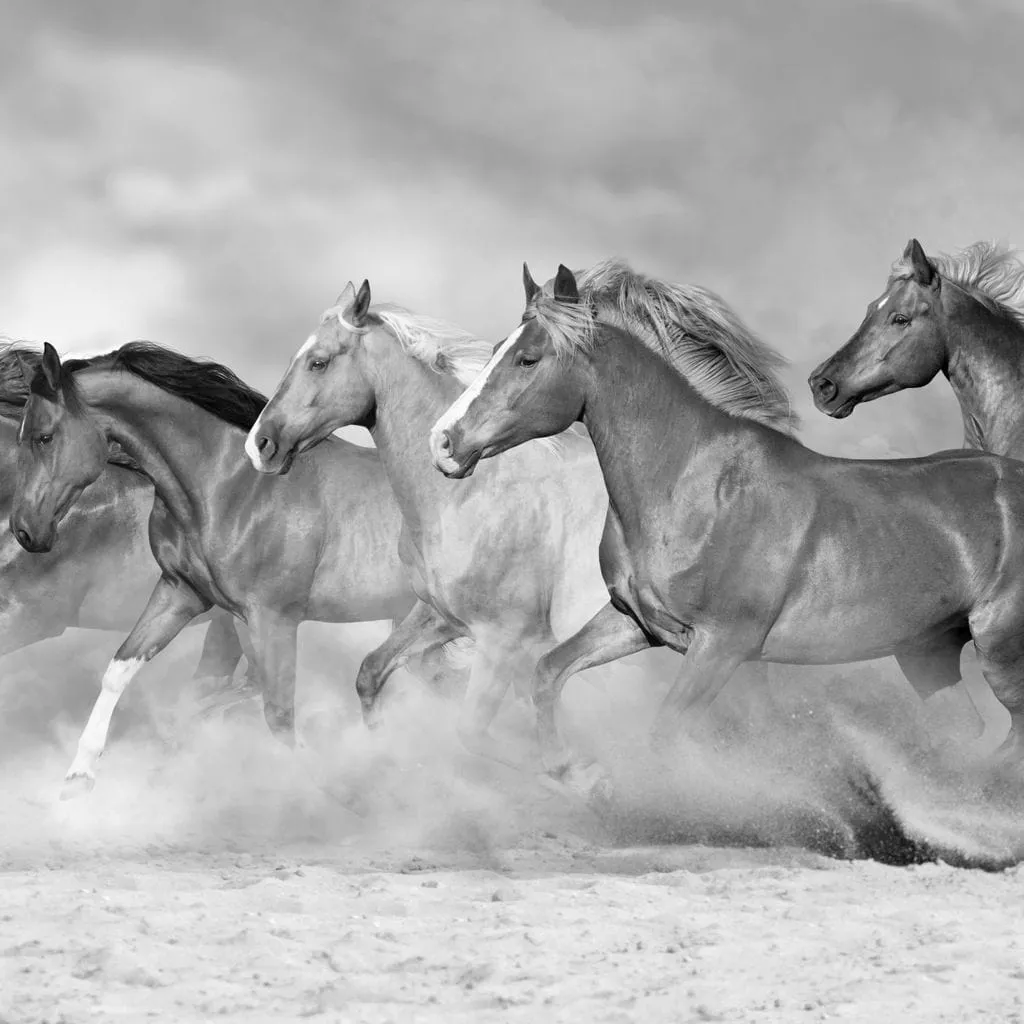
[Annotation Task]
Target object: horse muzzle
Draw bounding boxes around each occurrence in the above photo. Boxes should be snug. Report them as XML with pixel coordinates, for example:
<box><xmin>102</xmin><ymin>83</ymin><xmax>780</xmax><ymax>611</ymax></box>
<box><xmin>10</xmin><ymin>513</ymin><xmax>55</xmax><ymax>554</ymax></box>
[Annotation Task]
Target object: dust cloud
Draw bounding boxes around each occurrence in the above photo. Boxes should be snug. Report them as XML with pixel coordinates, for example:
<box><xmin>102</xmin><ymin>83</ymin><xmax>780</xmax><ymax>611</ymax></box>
<box><xmin>1</xmin><ymin>618</ymin><xmax>1023</xmax><ymax>873</ymax></box>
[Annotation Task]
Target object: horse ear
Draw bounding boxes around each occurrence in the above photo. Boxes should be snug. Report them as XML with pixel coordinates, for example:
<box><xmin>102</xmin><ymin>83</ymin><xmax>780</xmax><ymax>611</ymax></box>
<box><xmin>523</xmin><ymin>263</ymin><xmax>540</xmax><ymax>305</ymax></box>
<box><xmin>39</xmin><ymin>342</ymin><xmax>62</xmax><ymax>396</ymax></box>
<box><xmin>553</xmin><ymin>264</ymin><xmax>580</xmax><ymax>305</ymax></box>
<box><xmin>335</xmin><ymin>281</ymin><xmax>356</xmax><ymax>308</ymax></box>
<box><xmin>904</xmin><ymin>238</ymin><xmax>936</xmax><ymax>288</ymax></box>
<box><xmin>352</xmin><ymin>279</ymin><xmax>372</xmax><ymax>326</ymax></box>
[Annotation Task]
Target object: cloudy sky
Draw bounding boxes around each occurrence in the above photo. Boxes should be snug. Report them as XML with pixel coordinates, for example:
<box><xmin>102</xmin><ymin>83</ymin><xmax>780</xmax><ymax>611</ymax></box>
<box><xmin>3</xmin><ymin>0</ymin><xmax>1023</xmax><ymax>457</ymax></box>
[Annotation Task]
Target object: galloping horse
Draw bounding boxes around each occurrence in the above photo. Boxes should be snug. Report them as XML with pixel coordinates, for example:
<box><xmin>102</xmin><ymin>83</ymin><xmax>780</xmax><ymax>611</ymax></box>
<box><xmin>809</xmin><ymin>239</ymin><xmax>1024</xmax><ymax>458</ymax></box>
<box><xmin>0</xmin><ymin>344</ymin><xmax>247</xmax><ymax>704</ymax></box>
<box><xmin>429</xmin><ymin>259</ymin><xmax>1024</xmax><ymax>792</ymax></box>
<box><xmin>246</xmin><ymin>282</ymin><xmax>611</xmax><ymax>756</ymax></box>
<box><xmin>9</xmin><ymin>341</ymin><xmax>462</xmax><ymax>796</ymax></box>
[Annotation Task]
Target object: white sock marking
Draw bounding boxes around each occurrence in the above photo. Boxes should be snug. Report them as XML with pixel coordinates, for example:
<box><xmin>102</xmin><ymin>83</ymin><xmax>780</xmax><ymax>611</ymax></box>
<box><xmin>65</xmin><ymin>656</ymin><xmax>145</xmax><ymax>781</ymax></box>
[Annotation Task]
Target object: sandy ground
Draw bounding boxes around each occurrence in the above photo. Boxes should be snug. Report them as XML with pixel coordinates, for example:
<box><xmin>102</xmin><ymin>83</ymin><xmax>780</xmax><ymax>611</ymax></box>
<box><xmin>2</xmin><ymin>624</ymin><xmax>1024</xmax><ymax>1023</ymax></box>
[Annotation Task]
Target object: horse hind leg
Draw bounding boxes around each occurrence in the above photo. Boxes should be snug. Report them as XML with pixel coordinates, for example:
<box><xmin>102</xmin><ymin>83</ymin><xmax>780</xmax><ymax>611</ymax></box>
<box><xmin>971</xmin><ymin>642</ymin><xmax>1024</xmax><ymax>765</ymax></box>
<box><xmin>894</xmin><ymin>630</ymin><xmax>985</xmax><ymax>744</ymax></box>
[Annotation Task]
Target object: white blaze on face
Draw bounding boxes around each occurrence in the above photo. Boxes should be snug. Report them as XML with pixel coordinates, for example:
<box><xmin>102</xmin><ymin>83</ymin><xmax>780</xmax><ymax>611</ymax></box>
<box><xmin>245</xmin><ymin>330</ymin><xmax>321</xmax><ymax>468</ymax></box>
<box><xmin>876</xmin><ymin>295</ymin><xmax>890</xmax><ymax>312</ymax></box>
<box><xmin>244</xmin><ymin>413</ymin><xmax>266</xmax><ymax>467</ymax></box>
<box><xmin>432</xmin><ymin>325</ymin><xmax>524</xmax><ymax>437</ymax></box>
<box><xmin>295</xmin><ymin>331</ymin><xmax>319</xmax><ymax>358</ymax></box>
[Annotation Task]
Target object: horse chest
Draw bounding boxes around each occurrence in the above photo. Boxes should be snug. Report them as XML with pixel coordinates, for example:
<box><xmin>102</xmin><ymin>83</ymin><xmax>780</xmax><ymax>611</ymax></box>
<box><xmin>147</xmin><ymin>503</ymin><xmax>236</xmax><ymax>612</ymax></box>
<box><xmin>600</xmin><ymin>517</ymin><xmax>697</xmax><ymax>650</ymax></box>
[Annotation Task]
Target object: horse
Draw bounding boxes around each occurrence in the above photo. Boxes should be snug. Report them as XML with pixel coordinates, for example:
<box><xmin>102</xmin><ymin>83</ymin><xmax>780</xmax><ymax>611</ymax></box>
<box><xmin>428</xmin><ymin>259</ymin><xmax>1024</xmax><ymax>794</ymax></box>
<box><xmin>0</xmin><ymin>345</ymin><xmax>248</xmax><ymax>712</ymax></box>
<box><xmin>8</xmin><ymin>340</ymin><xmax>464</xmax><ymax>797</ymax></box>
<box><xmin>245</xmin><ymin>281</ymin><xmax>612</xmax><ymax>758</ymax></box>
<box><xmin>809</xmin><ymin>239</ymin><xmax>1024</xmax><ymax>458</ymax></box>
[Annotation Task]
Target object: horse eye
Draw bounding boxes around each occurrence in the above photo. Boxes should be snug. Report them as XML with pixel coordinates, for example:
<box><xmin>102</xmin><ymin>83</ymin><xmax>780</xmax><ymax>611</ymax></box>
<box><xmin>37</xmin><ymin>433</ymin><xmax>53</xmax><ymax>446</ymax></box>
<box><xmin>520</xmin><ymin>356</ymin><xmax>540</xmax><ymax>369</ymax></box>
<box><xmin>891</xmin><ymin>313</ymin><xmax>910</xmax><ymax>326</ymax></box>
<box><xmin>309</xmin><ymin>359</ymin><xmax>329</xmax><ymax>373</ymax></box>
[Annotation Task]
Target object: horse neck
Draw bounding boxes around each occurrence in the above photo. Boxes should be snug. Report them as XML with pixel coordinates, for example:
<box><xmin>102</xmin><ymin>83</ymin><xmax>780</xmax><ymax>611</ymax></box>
<box><xmin>365</xmin><ymin>333</ymin><xmax>471</xmax><ymax>531</ymax></box>
<box><xmin>580</xmin><ymin>326</ymin><xmax>740</xmax><ymax>533</ymax></box>
<box><xmin>75</xmin><ymin>369</ymin><xmax>241</xmax><ymax>526</ymax></box>
<box><xmin>943</xmin><ymin>284</ymin><xmax>1024</xmax><ymax>456</ymax></box>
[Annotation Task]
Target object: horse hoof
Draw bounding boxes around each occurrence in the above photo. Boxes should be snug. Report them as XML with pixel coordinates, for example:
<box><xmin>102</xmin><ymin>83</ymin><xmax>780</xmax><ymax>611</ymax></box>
<box><xmin>548</xmin><ymin>760</ymin><xmax>613</xmax><ymax>805</ymax></box>
<box><xmin>60</xmin><ymin>773</ymin><xmax>96</xmax><ymax>801</ymax></box>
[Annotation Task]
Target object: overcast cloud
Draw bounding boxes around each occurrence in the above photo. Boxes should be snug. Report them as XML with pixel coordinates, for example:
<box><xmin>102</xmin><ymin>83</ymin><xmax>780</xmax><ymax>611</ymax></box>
<box><xmin>3</xmin><ymin>0</ymin><xmax>1023</xmax><ymax>455</ymax></box>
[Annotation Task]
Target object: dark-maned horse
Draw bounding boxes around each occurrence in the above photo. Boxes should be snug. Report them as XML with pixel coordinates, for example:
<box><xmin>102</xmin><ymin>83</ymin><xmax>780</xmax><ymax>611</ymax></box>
<box><xmin>809</xmin><ymin>239</ymin><xmax>1024</xmax><ymax>458</ymax></box>
<box><xmin>428</xmin><ymin>259</ymin><xmax>1024</xmax><ymax>794</ymax></box>
<box><xmin>9</xmin><ymin>341</ymin><xmax>462</xmax><ymax>796</ymax></box>
<box><xmin>0</xmin><ymin>344</ymin><xmax>247</xmax><ymax>710</ymax></box>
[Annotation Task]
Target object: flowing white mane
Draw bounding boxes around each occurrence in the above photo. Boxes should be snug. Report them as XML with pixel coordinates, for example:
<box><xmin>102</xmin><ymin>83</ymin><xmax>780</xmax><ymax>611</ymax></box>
<box><xmin>891</xmin><ymin>240</ymin><xmax>1024</xmax><ymax>329</ymax></box>
<box><xmin>369</xmin><ymin>304</ymin><xmax>495</xmax><ymax>387</ymax></box>
<box><xmin>531</xmin><ymin>258</ymin><xmax>798</xmax><ymax>433</ymax></box>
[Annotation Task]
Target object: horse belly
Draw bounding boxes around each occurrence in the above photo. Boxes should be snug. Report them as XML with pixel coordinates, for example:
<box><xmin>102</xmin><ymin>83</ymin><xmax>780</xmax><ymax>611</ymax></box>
<box><xmin>305</xmin><ymin>536</ymin><xmax>415</xmax><ymax>624</ymax></box>
<box><xmin>761</xmin><ymin>583</ymin><xmax>970</xmax><ymax>665</ymax></box>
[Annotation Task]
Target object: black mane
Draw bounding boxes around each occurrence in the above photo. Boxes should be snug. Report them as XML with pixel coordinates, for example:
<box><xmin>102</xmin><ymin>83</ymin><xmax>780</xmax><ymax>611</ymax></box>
<box><xmin>54</xmin><ymin>341</ymin><xmax>268</xmax><ymax>431</ymax></box>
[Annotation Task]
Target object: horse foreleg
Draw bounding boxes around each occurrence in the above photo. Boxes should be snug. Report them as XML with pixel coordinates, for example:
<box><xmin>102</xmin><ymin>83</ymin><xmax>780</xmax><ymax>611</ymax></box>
<box><xmin>193</xmin><ymin>610</ymin><xmax>244</xmax><ymax>679</ymax></box>
<box><xmin>63</xmin><ymin>577</ymin><xmax>210</xmax><ymax>799</ymax></box>
<box><xmin>649</xmin><ymin>636</ymin><xmax>745</xmax><ymax>752</ymax></box>
<box><xmin>192</xmin><ymin>610</ymin><xmax>245</xmax><ymax>695</ymax></box>
<box><xmin>356</xmin><ymin>600</ymin><xmax>463</xmax><ymax>728</ymax></box>
<box><xmin>246</xmin><ymin>608</ymin><xmax>299</xmax><ymax>745</ymax></box>
<box><xmin>533</xmin><ymin>602</ymin><xmax>653</xmax><ymax>775</ymax></box>
<box><xmin>455</xmin><ymin>640</ymin><xmax>544</xmax><ymax>764</ymax></box>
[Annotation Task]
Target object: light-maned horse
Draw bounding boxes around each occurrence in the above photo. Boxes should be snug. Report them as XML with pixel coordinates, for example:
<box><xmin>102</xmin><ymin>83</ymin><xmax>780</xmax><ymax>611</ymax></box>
<box><xmin>9</xmin><ymin>341</ymin><xmax>463</xmax><ymax>797</ymax></box>
<box><xmin>428</xmin><ymin>259</ymin><xmax>1024</xmax><ymax>791</ymax></box>
<box><xmin>246</xmin><ymin>281</ymin><xmax>611</xmax><ymax>755</ymax></box>
<box><xmin>810</xmin><ymin>239</ymin><xmax>1024</xmax><ymax>459</ymax></box>
<box><xmin>0</xmin><ymin>345</ymin><xmax>247</xmax><ymax>708</ymax></box>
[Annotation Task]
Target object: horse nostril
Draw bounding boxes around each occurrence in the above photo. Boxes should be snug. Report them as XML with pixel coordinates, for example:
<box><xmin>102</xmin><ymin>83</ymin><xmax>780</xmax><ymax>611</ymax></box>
<box><xmin>813</xmin><ymin>376</ymin><xmax>837</xmax><ymax>402</ymax></box>
<box><xmin>438</xmin><ymin>431</ymin><xmax>452</xmax><ymax>455</ymax></box>
<box><xmin>15</xmin><ymin>528</ymin><xmax>32</xmax><ymax>550</ymax></box>
<box><xmin>256</xmin><ymin>434</ymin><xmax>277</xmax><ymax>459</ymax></box>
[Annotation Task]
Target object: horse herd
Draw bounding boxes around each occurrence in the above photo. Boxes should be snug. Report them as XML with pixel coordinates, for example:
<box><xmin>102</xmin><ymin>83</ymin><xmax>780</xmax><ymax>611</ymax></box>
<box><xmin>4</xmin><ymin>236</ymin><xmax>1024</xmax><ymax>807</ymax></box>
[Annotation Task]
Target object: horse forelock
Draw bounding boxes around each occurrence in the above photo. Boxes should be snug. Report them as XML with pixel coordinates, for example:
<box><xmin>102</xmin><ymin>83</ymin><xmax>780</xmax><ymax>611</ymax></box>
<box><xmin>533</xmin><ymin>259</ymin><xmax>798</xmax><ymax>433</ymax></box>
<box><xmin>0</xmin><ymin>338</ymin><xmax>42</xmax><ymax>408</ymax></box>
<box><xmin>890</xmin><ymin>240</ymin><xmax>1024</xmax><ymax>329</ymax></box>
<box><xmin>319</xmin><ymin>303</ymin><xmax>369</xmax><ymax>335</ymax></box>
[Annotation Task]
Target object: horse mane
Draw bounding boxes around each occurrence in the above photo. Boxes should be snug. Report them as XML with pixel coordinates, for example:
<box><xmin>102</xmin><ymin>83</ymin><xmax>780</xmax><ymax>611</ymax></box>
<box><xmin>0</xmin><ymin>336</ymin><xmax>42</xmax><ymax>412</ymax></box>
<box><xmin>890</xmin><ymin>240</ymin><xmax>1024</xmax><ymax>329</ymax></box>
<box><xmin>368</xmin><ymin>305</ymin><xmax>495</xmax><ymax>387</ymax></box>
<box><xmin>529</xmin><ymin>259</ymin><xmax>797</xmax><ymax>433</ymax></box>
<box><xmin>354</xmin><ymin>303</ymin><xmax>586</xmax><ymax>452</ymax></box>
<box><xmin>53</xmin><ymin>341</ymin><xmax>268</xmax><ymax>432</ymax></box>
